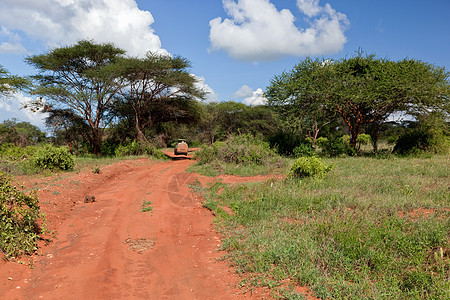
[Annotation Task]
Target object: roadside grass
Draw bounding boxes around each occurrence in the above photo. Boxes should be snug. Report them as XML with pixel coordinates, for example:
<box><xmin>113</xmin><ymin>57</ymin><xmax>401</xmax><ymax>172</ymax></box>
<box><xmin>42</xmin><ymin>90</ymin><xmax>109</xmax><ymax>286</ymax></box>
<box><xmin>201</xmin><ymin>155</ymin><xmax>449</xmax><ymax>299</ymax></box>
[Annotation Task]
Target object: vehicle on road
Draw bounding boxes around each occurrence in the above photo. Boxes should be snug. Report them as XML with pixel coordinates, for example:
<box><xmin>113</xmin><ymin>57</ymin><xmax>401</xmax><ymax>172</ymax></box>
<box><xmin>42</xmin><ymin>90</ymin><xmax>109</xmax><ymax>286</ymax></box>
<box><xmin>174</xmin><ymin>140</ymin><xmax>188</xmax><ymax>155</ymax></box>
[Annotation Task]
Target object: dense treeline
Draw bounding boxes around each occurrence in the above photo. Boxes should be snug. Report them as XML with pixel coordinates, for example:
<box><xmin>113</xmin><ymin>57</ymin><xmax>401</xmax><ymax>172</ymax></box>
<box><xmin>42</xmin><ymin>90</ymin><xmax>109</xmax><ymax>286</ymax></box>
<box><xmin>0</xmin><ymin>41</ymin><xmax>449</xmax><ymax>157</ymax></box>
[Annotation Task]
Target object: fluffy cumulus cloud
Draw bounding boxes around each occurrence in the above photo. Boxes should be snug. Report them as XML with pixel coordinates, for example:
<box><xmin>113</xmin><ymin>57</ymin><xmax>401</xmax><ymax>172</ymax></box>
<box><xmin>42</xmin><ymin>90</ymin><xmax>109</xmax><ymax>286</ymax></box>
<box><xmin>0</xmin><ymin>0</ymin><xmax>165</xmax><ymax>57</ymax></box>
<box><xmin>234</xmin><ymin>85</ymin><xmax>267</xmax><ymax>105</ymax></box>
<box><xmin>209</xmin><ymin>0</ymin><xmax>349</xmax><ymax>61</ymax></box>
<box><xmin>192</xmin><ymin>75</ymin><xmax>220</xmax><ymax>103</ymax></box>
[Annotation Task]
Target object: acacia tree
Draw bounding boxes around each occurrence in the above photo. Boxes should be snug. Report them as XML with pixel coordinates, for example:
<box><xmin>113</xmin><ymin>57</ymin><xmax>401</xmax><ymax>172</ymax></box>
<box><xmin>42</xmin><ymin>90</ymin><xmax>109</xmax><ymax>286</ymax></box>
<box><xmin>26</xmin><ymin>40</ymin><xmax>125</xmax><ymax>154</ymax></box>
<box><xmin>266</xmin><ymin>58</ymin><xmax>336</xmax><ymax>146</ymax></box>
<box><xmin>329</xmin><ymin>53</ymin><xmax>449</xmax><ymax>152</ymax></box>
<box><xmin>113</xmin><ymin>53</ymin><xmax>206</xmax><ymax>143</ymax></box>
<box><xmin>266</xmin><ymin>53</ymin><xmax>449</xmax><ymax>153</ymax></box>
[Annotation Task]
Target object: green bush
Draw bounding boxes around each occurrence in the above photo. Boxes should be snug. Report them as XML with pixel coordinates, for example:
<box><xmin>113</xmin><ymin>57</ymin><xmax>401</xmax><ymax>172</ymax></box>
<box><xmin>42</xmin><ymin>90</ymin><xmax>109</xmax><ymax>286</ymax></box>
<box><xmin>0</xmin><ymin>143</ymin><xmax>37</xmax><ymax>161</ymax></box>
<box><xmin>195</xmin><ymin>134</ymin><xmax>281</xmax><ymax>166</ymax></box>
<box><xmin>114</xmin><ymin>140</ymin><xmax>145</xmax><ymax>157</ymax></box>
<box><xmin>316</xmin><ymin>137</ymin><xmax>354</xmax><ymax>157</ymax></box>
<box><xmin>293</xmin><ymin>143</ymin><xmax>315</xmax><ymax>157</ymax></box>
<box><xmin>31</xmin><ymin>144</ymin><xmax>74</xmax><ymax>171</ymax></box>
<box><xmin>145</xmin><ymin>145</ymin><xmax>168</xmax><ymax>160</ymax></box>
<box><xmin>0</xmin><ymin>172</ymin><xmax>45</xmax><ymax>258</ymax></box>
<box><xmin>288</xmin><ymin>156</ymin><xmax>333</xmax><ymax>179</ymax></box>
<box><xmin>393</xmin><ymin>128</ymin><xmax>449</xmax><ymax>155</ymax></box>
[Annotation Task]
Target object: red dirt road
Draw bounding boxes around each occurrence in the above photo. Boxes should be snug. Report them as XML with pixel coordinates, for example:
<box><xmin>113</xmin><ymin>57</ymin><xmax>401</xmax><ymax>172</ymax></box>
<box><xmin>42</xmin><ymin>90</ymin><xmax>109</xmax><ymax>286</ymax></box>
<box><xmin>1</xmin><ymin>158</ymin><xmax>269</xmax><ymax>299</ymax></box>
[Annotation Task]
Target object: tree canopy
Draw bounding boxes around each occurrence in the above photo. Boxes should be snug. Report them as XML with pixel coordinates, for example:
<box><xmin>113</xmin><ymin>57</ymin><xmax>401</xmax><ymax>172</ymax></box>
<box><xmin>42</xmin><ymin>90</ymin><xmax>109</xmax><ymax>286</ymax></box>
<box><xmin>113</xmin><ymin>52</ymin><xmax>206</xmax><ymax>143</ymax></box>
<box><xmin>0</xmin><ymin>65</ymin><xmax>28</xmax><ymax>97</ymax></box>
<box><xmin>266</xmin><ymin>52</ymin><xmax>450</xmax><ymax>152</ymax></box>
<box><xmin>26</xmin><ymin>40</ymin><xmax>126</xmax><ymax>154</ymax></box>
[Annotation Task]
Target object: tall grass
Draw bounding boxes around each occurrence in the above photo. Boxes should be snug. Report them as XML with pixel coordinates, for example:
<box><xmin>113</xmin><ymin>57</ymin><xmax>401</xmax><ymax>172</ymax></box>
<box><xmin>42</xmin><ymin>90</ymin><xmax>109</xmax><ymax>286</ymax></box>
<box><xmin>202</xmin><ymin>155</ymin><xmax>449</xmax><ymax>299</ymax></box>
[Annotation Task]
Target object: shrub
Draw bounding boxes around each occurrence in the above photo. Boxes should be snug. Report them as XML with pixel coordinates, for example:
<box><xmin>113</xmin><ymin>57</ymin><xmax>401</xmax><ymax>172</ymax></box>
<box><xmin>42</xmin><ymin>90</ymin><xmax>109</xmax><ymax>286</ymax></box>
<box><xmin>316</xmin><ymin>136</ymin><xmax>354</xmax><ymax>157</ymax></box>
<box><xmin>0</xmin><ymin>143</ymin><xmax>36</xmax><ymax>161</ymax></box>
<box><xmin>0</xmin><ymin>172</ymin><xmax>45</xmax><ymax>258</ymax></box>
<box><xmin>293</xmin><ymin>143</ymin><xmax>315</xmax><ymax>157</ymax></box>
<box><xmin>114</xmin><ymin>140</ymin><xmax>145</xmax><ymax>157</ymax></box>
<box><xmin>31</xmin><ymin>144</ymin><xmax>74</xmax><ymax>171</ymax></box>
<box><xmin>145</xmin><ymin>145</ymin><xmax>167</xmax><ymax>160</ymax></box>
<box><xmin>288</xmin><ymin>156</ymin><xmax>333</xmax><ymax>179</ymax></box>
<box><xmin>393</xmin><ymin>128</ymin><xmax>449</xmax><ymax>155</ymax></box>
<box><xmin>356</xmin><ymin>133</ymin><xmax>371</xmax><ymax>150</ymax></box>
<box><xmin>195</xmin><ymin>134</ymin><xmax>282</xmax><ymax>166</ymax></box>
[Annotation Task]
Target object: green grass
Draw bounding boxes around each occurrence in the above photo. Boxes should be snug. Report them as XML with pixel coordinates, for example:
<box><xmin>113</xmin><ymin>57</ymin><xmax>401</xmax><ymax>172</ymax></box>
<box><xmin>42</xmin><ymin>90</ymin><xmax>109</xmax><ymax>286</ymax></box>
<box><xmin>201</xmin><ymin>155</ymin><xmax>450</xmax><ymax>299</ymax></box>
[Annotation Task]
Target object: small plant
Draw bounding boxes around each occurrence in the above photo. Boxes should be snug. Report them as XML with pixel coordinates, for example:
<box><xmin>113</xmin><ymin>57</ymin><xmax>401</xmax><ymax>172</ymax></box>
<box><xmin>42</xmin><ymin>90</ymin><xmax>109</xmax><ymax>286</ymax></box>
<box><xmin>141</xmin><ymin>200</ymin><xmax>152</xmax><ymax>212</ymax></box>
<box><xmin>288</xmin><ymin>156</ymin><xmax>333</xmax><ymax>179</ymax></box>
<box><xmin>92</xmin><ymin>166</ymin><xmax>101</xmax><ymax>174</ymax></box>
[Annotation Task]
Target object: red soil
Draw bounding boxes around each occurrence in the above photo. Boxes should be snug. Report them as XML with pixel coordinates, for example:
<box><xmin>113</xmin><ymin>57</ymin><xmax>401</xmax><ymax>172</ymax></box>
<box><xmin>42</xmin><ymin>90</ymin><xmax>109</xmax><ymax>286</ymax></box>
<box><xmin>0</xmin><ymin>158</ymin><xmax>273</xmax><ymax>299</ymax></box>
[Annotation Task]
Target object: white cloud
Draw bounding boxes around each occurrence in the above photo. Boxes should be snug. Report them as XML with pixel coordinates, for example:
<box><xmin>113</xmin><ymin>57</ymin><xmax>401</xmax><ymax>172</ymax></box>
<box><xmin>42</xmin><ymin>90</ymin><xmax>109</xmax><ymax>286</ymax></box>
<box><xmin>0</xmin><ymin>27</ymin><xmax>27</xmax><ymax>54</ymax></box>
<box><xmin>0</xmin><ymin>92</ymin><xmax>48</xmax><ymax>129</ymax></box>
<box><xmin>0</xmin><ymin>0</ymin><xmax>165</xmax><ymax>57</ymax></box>
<box><xmin>193</xmin><ymin>75</ymin><xmax>220</xmax><ymax>103</ymax></box>
<box><xmin>209</xmin><ymin>0</ymin><xmax>349</xmax><ymax>61</ymax></box>
<box><xmin>234</xmin><ymin>85</ymin><xmax>267</xmax><ymax>105</ymax></box>
<box><xmin>233</xmin><ymin>84</ymin><xmax>254</xmax><ymax>98</ymax></box>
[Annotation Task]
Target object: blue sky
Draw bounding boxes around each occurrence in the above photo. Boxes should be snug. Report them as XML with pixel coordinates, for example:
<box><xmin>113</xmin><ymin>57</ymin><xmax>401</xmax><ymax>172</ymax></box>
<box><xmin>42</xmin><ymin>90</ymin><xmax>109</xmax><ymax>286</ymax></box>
<box><xmin>0</xmin><ymin>0</ymin><xmax>449</xmax><ymax>129</ymax></box>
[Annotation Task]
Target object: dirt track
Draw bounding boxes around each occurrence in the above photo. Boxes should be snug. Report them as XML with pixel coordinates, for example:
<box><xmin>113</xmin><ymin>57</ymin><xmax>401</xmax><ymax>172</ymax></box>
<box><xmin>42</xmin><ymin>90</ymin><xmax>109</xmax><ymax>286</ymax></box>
<box><xmin>0</xmin><ymin>158</ymin><xmax>269</xmax><ymax>299</ymax></box>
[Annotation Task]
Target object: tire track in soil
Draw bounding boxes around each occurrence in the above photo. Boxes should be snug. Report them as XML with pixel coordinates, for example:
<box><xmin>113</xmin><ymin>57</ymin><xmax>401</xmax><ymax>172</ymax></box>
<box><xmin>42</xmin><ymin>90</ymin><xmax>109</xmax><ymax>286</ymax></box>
<box><xmin>1</xmin><ymin>159</ymin><xmax>268</xmax><ymax>299</ymax></box>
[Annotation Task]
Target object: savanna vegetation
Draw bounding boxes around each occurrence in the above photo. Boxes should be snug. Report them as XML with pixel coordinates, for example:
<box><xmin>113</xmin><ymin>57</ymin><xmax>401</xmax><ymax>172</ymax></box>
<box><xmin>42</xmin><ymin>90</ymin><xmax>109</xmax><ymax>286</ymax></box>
<box><xmin>1</xmin><ymin>43</ymin><xmax>449</xmax><ymax>298</ymax></box>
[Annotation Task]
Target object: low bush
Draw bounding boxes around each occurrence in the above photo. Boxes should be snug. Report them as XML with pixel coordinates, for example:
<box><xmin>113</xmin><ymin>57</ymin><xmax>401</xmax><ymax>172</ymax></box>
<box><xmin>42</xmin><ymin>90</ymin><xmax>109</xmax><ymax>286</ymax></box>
<box><xmin>31</xmin><ymin>144</ymin><xmax>74</xmax><ymax>171</ymax></box>
<box><xmin>195</xmin><ymin>134</ymin><xmax>282</xmax><ymax>166</ymax></box>
<box><xmin>0</xmin><ymin>172</ymin><xmax>46</xmax><ymax>258</ymax></box>
<box><xmin>145</xmin><ymin>145</ymin><xmax>168</xmax><ymax>160</ymax></box>
<box><xmin>393</xmin><ymin>128</ymin><xmax>449</xmax><ymax>155</ymax></box>
<box><xmin>192</xmin><ymin>134</ymin><xmax>286</xmax><ymax>176</ymax></box>
<box><xmin>293</xmin><ymin>143</ymin><xmax>315</xmax><ymax>157</ymax></box>
<box><xmin>288</xmin><ymin>156</ymin><xmax>333</xmax><ymax>179</ymax></box>
<box><xmin>115</xmin><ymin>140</ymin><xmax>144</xmax><ymax>157</ymax></box>
<box><xmin>0</xmin><ymin>143</ymin><xmax>36</xmax><ymax>161</ymax></box>
<box><xmin>316</xmin><ymin>136</ymin><xmax>355</xmax><ymax>157</ymax></box>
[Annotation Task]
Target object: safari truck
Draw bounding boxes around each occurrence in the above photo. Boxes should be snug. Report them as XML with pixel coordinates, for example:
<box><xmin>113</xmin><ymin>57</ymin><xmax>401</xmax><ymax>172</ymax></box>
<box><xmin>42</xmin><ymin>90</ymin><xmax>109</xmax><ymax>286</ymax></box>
<box><xmin>174</xmin><ymin>139</ymin><xmax>188</xmax><ymax>155</ymax></box>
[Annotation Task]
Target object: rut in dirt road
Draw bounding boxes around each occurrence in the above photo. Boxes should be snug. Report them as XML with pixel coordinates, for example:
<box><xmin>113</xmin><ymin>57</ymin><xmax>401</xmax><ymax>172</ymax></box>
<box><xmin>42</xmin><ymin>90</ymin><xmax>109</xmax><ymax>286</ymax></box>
<box><xmin>2</xmin><ymin>159</ymin><xmax>265</xmax><ymax>299</ymax></box>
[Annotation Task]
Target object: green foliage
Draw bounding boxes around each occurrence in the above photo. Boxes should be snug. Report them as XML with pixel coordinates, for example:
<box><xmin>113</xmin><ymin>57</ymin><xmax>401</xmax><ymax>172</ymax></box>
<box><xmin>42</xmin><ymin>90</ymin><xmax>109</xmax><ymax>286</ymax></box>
<box><xmin>195</xmin><ymin>134</ymin><xmax>282</xmax><ymax>166</ymax></box>
<box><xmin>31</xmin><ymin>144</ymin><xmax>75</xmax><ymax>171</ymax></box>
<box><xmin>293</xmin><ymin>143</ymin><xmax>315</xmax><ymax>157</ymax></box>
<box><xmin>0</xmin><ymin>172</ymin><xmax>45</xmax><ymax>258</ymax></box>
<box><xmin>267</xmin><ymin>131</ymin><xmax>305</xmax><ymax>156</ymax></box>
<box><xmin>192</xmin><ymin>134</ymin><xmax>286</xmax><ymax>176</ymax></box>
<box><xmin>26</xmin><ymin>40</ymin><xmax>126</xmax><ymax>154</ymax></box>
<box><xmin>0</xmin><ymin>143</ymin><xmax>35</xmax><ymax>161</ymax></box>
<box><xmin>144</xmin><ymin>145</ymin><xmax>168</xmax><ymax>160</ymax></box>
<box><xmin>288</xmin><ymin>156</ymin><xmax>333</xmax><ymax>179</ymax></box>
<box><xmin>393</xmin><ymin>128</ymin><xmax>449</xmax><ymax>155</ymax></box>
<box><xmin>141</xmin><ymin>200</ymin><xmax>152</xmax><ymax>212</ymax></box>
<box><xmin>114</xmin><ymin>140</ymin><xmax>145</xmax><ymax>157</ymax></box>
<box><xmin>266</xmin><ymin>52</ymin><xmax>450</xmax><ymax>151</ymax></box>
<box><xmin>0</xmin><ymin>65</ymin><xmax>29</xmax><ymax>97</ymax></box>
<box><xmin>316</xmin><ymin>136</ymin><xmax>355</xmax><ymax>157</ymax></box>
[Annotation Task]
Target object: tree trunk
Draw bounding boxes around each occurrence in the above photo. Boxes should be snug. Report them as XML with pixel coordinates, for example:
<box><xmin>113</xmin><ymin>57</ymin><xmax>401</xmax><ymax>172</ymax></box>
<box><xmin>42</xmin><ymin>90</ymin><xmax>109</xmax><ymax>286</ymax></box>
<box><xmin>350</xmin><ymin>126</ymin><xmax>359</xmax><ymax>150</ymax></box>
<box><xmin>91</xmin><ymin>128</ymin><xmax>101</xmax><ymax>156</ymax></box>
<box><xmin>135</xmin><ymin>113</ymin><xmax>149</xmax><ymax>145</ymax></box>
